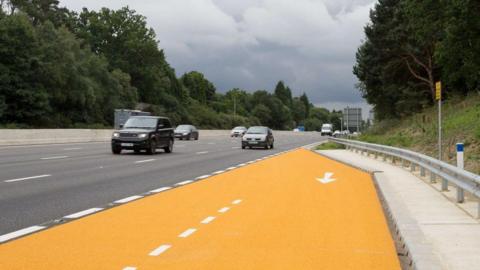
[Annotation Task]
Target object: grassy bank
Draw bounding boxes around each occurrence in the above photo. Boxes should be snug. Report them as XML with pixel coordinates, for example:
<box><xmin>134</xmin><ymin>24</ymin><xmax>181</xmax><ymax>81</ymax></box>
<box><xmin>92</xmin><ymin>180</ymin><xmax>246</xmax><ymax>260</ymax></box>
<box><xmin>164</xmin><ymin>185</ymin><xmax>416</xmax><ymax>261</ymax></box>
<box><xmin>360</xmin><ymin>94</ymin><xmax>480</xmax><ymax>174</ymax></box>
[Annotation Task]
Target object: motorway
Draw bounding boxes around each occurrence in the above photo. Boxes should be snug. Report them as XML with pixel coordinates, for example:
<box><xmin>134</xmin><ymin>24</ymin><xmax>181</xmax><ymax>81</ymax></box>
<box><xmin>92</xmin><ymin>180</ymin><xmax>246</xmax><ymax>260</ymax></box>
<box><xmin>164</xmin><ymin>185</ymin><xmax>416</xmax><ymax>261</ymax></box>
<box><xmin>0</xmin><ymin>146</ymin><xmax>401</xmax><ymax>269</ymax></box>
<box><xmin>0</xmin><ymin>131</ymin><xmax>324</xmax><ymax>235</ymax></box>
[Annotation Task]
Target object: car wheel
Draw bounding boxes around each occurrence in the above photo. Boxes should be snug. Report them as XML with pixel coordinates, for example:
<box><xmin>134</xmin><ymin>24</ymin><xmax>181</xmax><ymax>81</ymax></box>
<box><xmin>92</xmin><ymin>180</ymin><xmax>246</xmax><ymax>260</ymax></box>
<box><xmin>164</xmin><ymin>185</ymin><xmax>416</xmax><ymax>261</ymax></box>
<box><xmin>270</xmin><ymin>142</ymin><xmax>274</xmax><ymax>149</ymax></box>
<box><xmin>195</xmin><ymin>134</ymin><xmax>199</xmax><ymax>140</ymax></box>
<box><xmin>164</xmin><ymin>139</ymin><xmax>173</xmax><ymax>153</ymax></box>
<box><xmin>146</xmin><ymin>140</ymin><xmax>156</xmax><ymax>155</ymax></box>
<box><xmin>241</xmin><ymin>145</ymin><xmax>246</xmax><ymax>149</ymax></box>
<box><xmin>112</xmin><ymin>146</ymin><xmax>121</xmax><ymax>154</ymax></box>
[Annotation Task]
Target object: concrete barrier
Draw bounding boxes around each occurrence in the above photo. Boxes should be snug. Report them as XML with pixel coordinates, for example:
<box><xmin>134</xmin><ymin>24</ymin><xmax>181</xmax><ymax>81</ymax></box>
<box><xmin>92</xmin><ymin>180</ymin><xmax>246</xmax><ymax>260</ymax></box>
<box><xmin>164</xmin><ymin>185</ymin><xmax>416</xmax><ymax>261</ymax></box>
<box><xmin>0</xmin><ymin>129</ymin><xmax>315</xmax><ymax>146</ymax></box>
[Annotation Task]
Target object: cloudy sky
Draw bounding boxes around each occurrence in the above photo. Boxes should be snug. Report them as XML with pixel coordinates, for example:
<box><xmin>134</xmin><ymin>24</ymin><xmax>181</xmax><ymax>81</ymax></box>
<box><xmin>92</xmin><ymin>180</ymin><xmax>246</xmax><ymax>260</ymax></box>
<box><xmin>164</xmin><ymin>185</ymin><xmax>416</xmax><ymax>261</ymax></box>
<box><xmin>60</xmin><ymin>0</ymin><xmax>376</xmax><ymax>114</ymax></box>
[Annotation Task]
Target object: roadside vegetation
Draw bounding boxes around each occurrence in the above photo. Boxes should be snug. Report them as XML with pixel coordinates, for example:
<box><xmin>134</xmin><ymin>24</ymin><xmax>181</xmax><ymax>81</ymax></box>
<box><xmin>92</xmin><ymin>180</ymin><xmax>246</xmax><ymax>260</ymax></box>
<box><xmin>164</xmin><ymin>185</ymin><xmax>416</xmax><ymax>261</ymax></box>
<box><xmin>0</xmin><ymin>1</ymin><xmax>341</xmax><ymax>130</ymax></box>
<box><xmin>315</xmin><ymin>142</ymin><xmax>345</xmax><ymax>151</ymax></box>
<box><xmin>354</xmin><ymin>0</ymin><xmax>480</xmax><ymax>174</ymax></box>
<box><xmin>360</xmin><ymin>94</ymin><xmax>480</xmax><ymax>174</ymax></box>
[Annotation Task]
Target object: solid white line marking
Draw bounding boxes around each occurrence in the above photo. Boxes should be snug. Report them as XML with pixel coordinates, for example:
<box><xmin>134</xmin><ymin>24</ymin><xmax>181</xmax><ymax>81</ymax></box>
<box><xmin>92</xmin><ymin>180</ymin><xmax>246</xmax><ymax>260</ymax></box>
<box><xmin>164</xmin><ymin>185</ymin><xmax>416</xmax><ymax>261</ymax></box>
<box><xmin>226</xmin><ymin>166</ymin><xmax>236</xmax><ymax>170</ymax></box>
<box><xmin>63</xmin><ymin>147</ymin><xmax>82</xmax><ymax>150</ymax></box>
<box><xmin>64</xmin><ymin>208</ymin><xmax>103</xmax><ymax>219</ymax></box>
<box><xmin>150</xmin><ymin>187</ymin><xmax>171</xmax><ymax>193</ymax></box>
<box><xmin>212</xmin><ymin>170</ymin><xmax>225</xmax><ymax>175</ymax></box>
<box><xmin>0</xmin><ymin>226</ymin><xmax>45</xmax><ymax>243</ymax></box>
<box><xmin>237</xmin><ymin>163</ymin><xmax>247</xmax><ymax>167</ymax></box>
<box><xmin>178</xmin><ymin>228</ymin><xmax>197</xmax><ymax>238</ymax></box>
<box><xmin>176</xmin><ymin>180</ymin><xmax>193</xmax><ymax>186</ymax></box>
<box><xmin>4</xmin><ymin>174</ymin><xmax>51</xmax><ymax>183</ymax></box>
<box><xmin>134</xmin><ymin>159</ymin><xmax>156</xmax><ymax>164</ymax></box>
<box><xmin>196</xmin><ymin>151</ymin><xmax>209</xmax><ymax>155</ymax></box>
<box><xmin>114</xmin><ymin>195</ymin><xmax>143</xmax><ymax>204</ymax></box>
<box><xmin>40</xmin><ymin>156</ymin><xmax>68</xmax><ymax>160</ymax></box>
<box><xmin>123</xmin><ymin>267</ymin><xmax>137</xmax><ymax>270</ymax></box>
<box><xmin>247</xmin><ymin>161</ymin><xmax>255</xmax><ymax>164</ymax></box>
<box><xmin>232</xmin><ymin>199</ymin><xmax>242</xmax><ymax>205</ymax></box>
<box><xmin>218</xmin><ymin>207</ymin><xmax>230</xmax><ymax>213</ymax></box>
<box><xmin>195</xmin><ymin>175</ymin><xmax>210</xmax><ymax>180</ymax></box>
<box><xmin>149</xmin><ymin>244</ymin><xmax>172</xmax><ymax>256</ymax></box>
<box><xmin>201</xmin><ymin>216</ymin><xmax>216</xmax><ymax>224</ymax></box>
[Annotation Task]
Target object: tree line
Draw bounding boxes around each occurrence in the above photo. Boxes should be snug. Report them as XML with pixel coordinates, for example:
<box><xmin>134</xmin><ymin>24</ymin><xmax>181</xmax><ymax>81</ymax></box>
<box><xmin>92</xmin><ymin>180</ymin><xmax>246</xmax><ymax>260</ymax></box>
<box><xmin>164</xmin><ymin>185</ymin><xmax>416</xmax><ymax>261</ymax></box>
<box><xmin>354</xmin><ymin>0</ymin><xmax>480</xmax><ymax>120</ymax></box>
<box><xmin>0</xmin><ymin>0</ymin><xmax>341</xmax><ymax>130</ymax></box>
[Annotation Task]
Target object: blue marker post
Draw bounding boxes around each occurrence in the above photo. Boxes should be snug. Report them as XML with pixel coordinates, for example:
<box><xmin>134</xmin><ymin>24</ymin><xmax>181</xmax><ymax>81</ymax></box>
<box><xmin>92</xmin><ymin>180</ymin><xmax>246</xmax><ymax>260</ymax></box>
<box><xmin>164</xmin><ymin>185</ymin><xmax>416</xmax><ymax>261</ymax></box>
<box><xmin>456</xmin><ymin>143</ymin><xmax>464</xmax><ymax>203</ymax></box>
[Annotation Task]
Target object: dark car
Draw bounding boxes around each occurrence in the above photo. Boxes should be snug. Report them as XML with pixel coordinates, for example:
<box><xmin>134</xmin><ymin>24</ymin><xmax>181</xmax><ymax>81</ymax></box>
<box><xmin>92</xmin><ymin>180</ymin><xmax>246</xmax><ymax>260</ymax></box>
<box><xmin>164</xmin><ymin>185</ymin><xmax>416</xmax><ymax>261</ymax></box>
<box><xmin>241</xmin><ymin>126</ymin><xmax>274</xmax><ymax>149</ymax></box>
<box><xmin>174</xmin><ymin>125</ymin><xmax>199</xmax><ymax>140</ymax></box>
<box><xmin>111</xmin><ymin>116</ymin><xmax>174</xmax><ymax>155</ymax></box>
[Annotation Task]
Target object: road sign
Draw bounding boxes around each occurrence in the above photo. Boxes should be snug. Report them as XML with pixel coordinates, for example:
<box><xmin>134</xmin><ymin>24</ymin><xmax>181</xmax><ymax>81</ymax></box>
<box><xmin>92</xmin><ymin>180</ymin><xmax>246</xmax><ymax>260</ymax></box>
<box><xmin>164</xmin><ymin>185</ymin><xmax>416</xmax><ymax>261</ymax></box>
<box><xmin>435</xmin><ymin>81</ymin><xmax>442</xmax><ymax>100</ymax></box>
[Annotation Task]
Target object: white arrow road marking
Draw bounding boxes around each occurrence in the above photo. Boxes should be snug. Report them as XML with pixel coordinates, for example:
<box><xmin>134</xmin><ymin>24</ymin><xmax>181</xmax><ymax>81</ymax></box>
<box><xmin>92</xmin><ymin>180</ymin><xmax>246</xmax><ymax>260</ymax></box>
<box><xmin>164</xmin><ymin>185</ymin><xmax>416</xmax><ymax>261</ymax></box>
<box><xmin>317</xmin><ymin>172</ymin><xmax>336</xmax><ymax>184</ymax></box>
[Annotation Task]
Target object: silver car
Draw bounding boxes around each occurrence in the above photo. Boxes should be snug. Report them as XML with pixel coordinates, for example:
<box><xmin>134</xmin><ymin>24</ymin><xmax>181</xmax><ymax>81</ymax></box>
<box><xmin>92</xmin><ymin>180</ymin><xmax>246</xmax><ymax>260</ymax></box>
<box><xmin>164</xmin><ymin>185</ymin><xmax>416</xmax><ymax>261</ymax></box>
<box><xmin>241</xmin><ymin>126</ymin><xmax>274</xmax><ymax>149</ymax></box>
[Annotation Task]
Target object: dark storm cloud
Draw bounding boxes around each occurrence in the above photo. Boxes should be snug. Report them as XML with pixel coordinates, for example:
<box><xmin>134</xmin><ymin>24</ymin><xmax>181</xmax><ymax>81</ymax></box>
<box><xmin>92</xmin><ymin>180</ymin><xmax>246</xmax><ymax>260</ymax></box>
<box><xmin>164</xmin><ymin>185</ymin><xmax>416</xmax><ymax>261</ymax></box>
<box><xmin>59</xmin><ymin>0</ymin><xmax>376</xmax><ymax>109</ymax></box>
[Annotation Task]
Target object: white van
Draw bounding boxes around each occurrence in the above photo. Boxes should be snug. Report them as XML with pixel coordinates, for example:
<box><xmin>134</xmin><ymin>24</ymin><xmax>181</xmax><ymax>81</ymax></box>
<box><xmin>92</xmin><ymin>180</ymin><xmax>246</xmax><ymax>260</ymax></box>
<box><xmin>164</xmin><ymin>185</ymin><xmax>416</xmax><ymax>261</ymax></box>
<box><xmin>320</xmin><ymin>123</ymin><xmax>333</xmax><ymax>136</ymax></box>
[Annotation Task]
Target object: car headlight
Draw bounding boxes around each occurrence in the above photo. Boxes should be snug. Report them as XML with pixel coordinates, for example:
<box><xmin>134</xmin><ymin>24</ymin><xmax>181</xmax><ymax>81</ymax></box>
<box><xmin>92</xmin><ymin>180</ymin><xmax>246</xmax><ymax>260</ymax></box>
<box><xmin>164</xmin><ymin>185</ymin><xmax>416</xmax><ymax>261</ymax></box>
<box><xmin>112</xmin><ymin>132</ymin><xmax>120</xmax><ymax>138</ymax></box>
<box><xmin>138</xmin><ymin>133</ymin><xmax>148</xmax><ymax>139</ymax></box>
<box><xmin>183</xmin><ymin>132</ymin><xmax>188</xmax><ymax>135</ymax></box>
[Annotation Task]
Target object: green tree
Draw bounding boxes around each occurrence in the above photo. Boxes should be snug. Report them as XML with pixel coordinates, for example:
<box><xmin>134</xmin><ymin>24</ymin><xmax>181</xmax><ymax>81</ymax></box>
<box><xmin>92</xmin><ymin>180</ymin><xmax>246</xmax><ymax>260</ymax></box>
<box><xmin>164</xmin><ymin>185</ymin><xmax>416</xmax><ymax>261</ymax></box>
<box><xmin>181</xmin><ymin>71</ymin><xmax>216</xmax><ymax>105</ymax></box>
<box><xmin>274</xmin><ymin>80</ymin><xmax>292</xmax><ymax>107</ymax></box>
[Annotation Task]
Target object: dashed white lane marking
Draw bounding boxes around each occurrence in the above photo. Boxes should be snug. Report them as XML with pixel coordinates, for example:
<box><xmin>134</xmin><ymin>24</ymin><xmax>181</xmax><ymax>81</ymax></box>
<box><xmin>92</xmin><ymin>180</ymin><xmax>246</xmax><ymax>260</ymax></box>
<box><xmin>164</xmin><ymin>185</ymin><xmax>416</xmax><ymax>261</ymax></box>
<box><xmin>195</xmin><ymin>175</ymin><xmax>210</xmax><ymax>180</ymax></box>
<box><xmin>237</xmin><ymin>163</ymin><xmax>247</xmax><ymax>167</ymax></box>
<box><xmin>232</xmin><ymin>146</ymin><xmax>241</xmax><ymax>149</ymax></box>
<box><xmin>114</xmin><ymin>195</ymin><xmax>143</xmax><ymax>204</ymax></box>
<box><xmin>123</xmin><ymin>267</ymin><xmax>137</xmax><ymax>270</ymax></box>
<box><xmin>232</xmin><ymin>199</ymin><xmax>242</xmax><ymax>205</ymax></box>
<box><xmin>176</xmin><ymin>180</ymin><xmax>193</xmax><ymax>186</ymax></box>
<box><xmin>0</xmin><ymin>226</ymin><xmax>45</xmax><ymax>243</ymax></box>
<box><xmin>175</xmin><ymin>145</ymin><xmax>186</xmax><ymax>147</ymax></box>
<box><xmin>218</xmin><ymin>207</ymin><xmax>230</xmax><ymax>213</ymax></box>
<box><xmin>63</xmin><ymin>147</ymin><xmax>82</xmax><ymax>151</ymax></box>
<box><xmin>149</xmin><ymin>244</ymin><xmax>172</xmax><ymax>256</ymax></box>
<box><xmin>212</xmin><ymin>170</ymin><xmax>225</xmax><ymax>175</ymax></box>
<box><xmin>247</xmin><ymin>161</ymin><xmax>255</xmax><ymax>164</ymax></box>
<box><xmin>226</xmin><ymin>166</ymin><xmax>237</xmax><ymax>170</ymax></box>
<box><xmin>150</xmin><ymin>187</ymin><xmax>171</xmax><ymax>193</ymax></box>
<box><xmin>64</xmin><ymin>208</ymin><xmax>103</xmax><ymax>219</ymax></box>
<box><xmin>196</xmin><ymin>151</ymin><xmax>209</xmax><ymax>155</ymax></box>
<box><xmin>201</xmin><ymin>216</ymin><xmax>216</xmax><ymax>224</ymax></box>
<box><xmin>41</xmin><ymin>156</ymin><xmax>68</xmax><ymax>160</ymax></box>
<box><xmin>208</xmin><ymin>142</ymin><xmax>216</xmax><ymax>145</ymax></box>
<box><xmin>178</xmin><ymin>228</ymin><xmax>197</xmax><ymax>238</ymax></box>
<box><xmin>134</xmin><ymin>159</ymin><xmax>156</xmax><ymax>164</ymax></box>
<box><xmin>4</xmin><ymin>174</ymin><xmax>51</xmax><ymax>183</ymax></box>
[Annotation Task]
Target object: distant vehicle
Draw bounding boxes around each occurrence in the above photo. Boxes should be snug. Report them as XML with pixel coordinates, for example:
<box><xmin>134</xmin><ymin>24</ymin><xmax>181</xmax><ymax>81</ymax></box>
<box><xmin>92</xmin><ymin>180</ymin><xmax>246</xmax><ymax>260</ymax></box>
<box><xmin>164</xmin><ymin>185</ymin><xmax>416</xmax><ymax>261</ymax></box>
<box><xmin>114</xmin><ymin>109</ymin><xmax>151</xmax><ymax>130</ymax></box>
<box><xmin>231</xmin><ymin>126</ymin><xmax>247</xmax><ymax>137</ymax></box>
<box><xmin>111</xmin><ymin>116</ymin><xmax>174</xmax><ymax>155</ymax></box>
<box><xmin>242</xmin><ymin>126</ymin><xmax>274</xmax><ymax>149</ymax></box>
<box><xmin>333</xmin><ymin>130</ymin><xmax>341</xmax><ymax>137</ymax></box>
<box><xmin>296</xmin><ymin>126</ymin><xmax>305</xmax><ymax>132</ymax></box>
<box><xmin>174</xmin><ymin>125</ymin><xmax>199</xmax><ymax>140</ymax></box>
<box><xmin>320</xmin><ymin>123</ymin><xmax>333</xmax><ymax>136</ymax></box>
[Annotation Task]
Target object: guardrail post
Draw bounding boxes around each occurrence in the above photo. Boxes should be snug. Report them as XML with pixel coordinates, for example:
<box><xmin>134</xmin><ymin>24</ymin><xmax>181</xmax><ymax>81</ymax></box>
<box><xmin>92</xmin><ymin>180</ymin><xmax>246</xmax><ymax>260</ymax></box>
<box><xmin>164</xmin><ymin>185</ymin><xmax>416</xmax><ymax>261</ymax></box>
<box><xmin>477</xmin><ymin>202</ymin><xmax>480</xmax><ymax>219</ymax></box>
<box><xmin>441</xmin><ymin>176</ymin><xmax>449</xmax><ymax>191</ymax></box>
<box><xmin>420</xmin><ymin>167</ymin><xmax>426</xmax><ymax>177</ymax></box>
<box><xmin>402</xmin><ymin>159</ymin><xmax>406</xmax><ymax>168</ymax></box>
<box><xmin>411</xmin><ymin>163</ymin><xmax>416</xmax><ymax>172</ymax></box>
<box><xmin>430</xmin><ymin>172</ymin><xmax>436</xmax><ymax>183</ymax></box>
<box><xmin>456</xmin><ymin>143</ymin><xmax>465</xmax><ymax>203</ymax></box>
<box><xmin>374</xmin><ymin>152</ymin><xmax>378</xmax><ymax>159</ymax></box>
<box><xmin>383</xmin><ymin>154</ymin><xmax>387</xmax><ymax>161</ymax></box>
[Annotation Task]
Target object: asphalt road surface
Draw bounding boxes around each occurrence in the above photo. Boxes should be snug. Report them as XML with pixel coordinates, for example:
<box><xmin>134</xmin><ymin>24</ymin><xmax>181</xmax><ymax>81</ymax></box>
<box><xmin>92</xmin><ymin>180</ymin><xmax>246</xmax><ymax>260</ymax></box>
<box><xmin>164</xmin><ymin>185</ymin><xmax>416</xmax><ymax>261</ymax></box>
<box><xmin>0</xmin><ymin>131</ymin><xmax>324</xmax><ymax>235</ymax></box>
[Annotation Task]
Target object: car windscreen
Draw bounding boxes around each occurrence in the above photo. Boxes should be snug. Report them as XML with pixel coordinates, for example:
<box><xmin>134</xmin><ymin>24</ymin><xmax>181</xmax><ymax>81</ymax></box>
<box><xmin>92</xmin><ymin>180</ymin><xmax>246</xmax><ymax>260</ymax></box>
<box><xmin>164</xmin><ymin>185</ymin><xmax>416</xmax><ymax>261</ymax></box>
<box><xmin>233</xmin><ymin>127</ymin><xmax>246</xmax><ymax>130</ymax></box>
<box><xmin>246</xmin><ymin>127</ymin><xmax>267</xmax><ymax>134</ymax></box>
<box><xmin>123</xmin><ymin>118</ymin><xmax>157</xmax><ymax>129</ymax></box>
<box><xmin>175</xmin><ymin>125</ymin><xmax>190</xmax><ymax>131</ymax></box>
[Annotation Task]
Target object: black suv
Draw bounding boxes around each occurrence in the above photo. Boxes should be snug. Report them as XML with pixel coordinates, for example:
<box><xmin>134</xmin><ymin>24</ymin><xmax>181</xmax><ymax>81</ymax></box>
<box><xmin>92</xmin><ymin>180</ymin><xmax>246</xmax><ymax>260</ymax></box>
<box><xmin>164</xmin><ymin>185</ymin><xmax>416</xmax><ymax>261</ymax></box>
<box><xmin>111</xmin><ymin>116</ymin><xmax>174</xmax><ymax>155</ymax></box>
